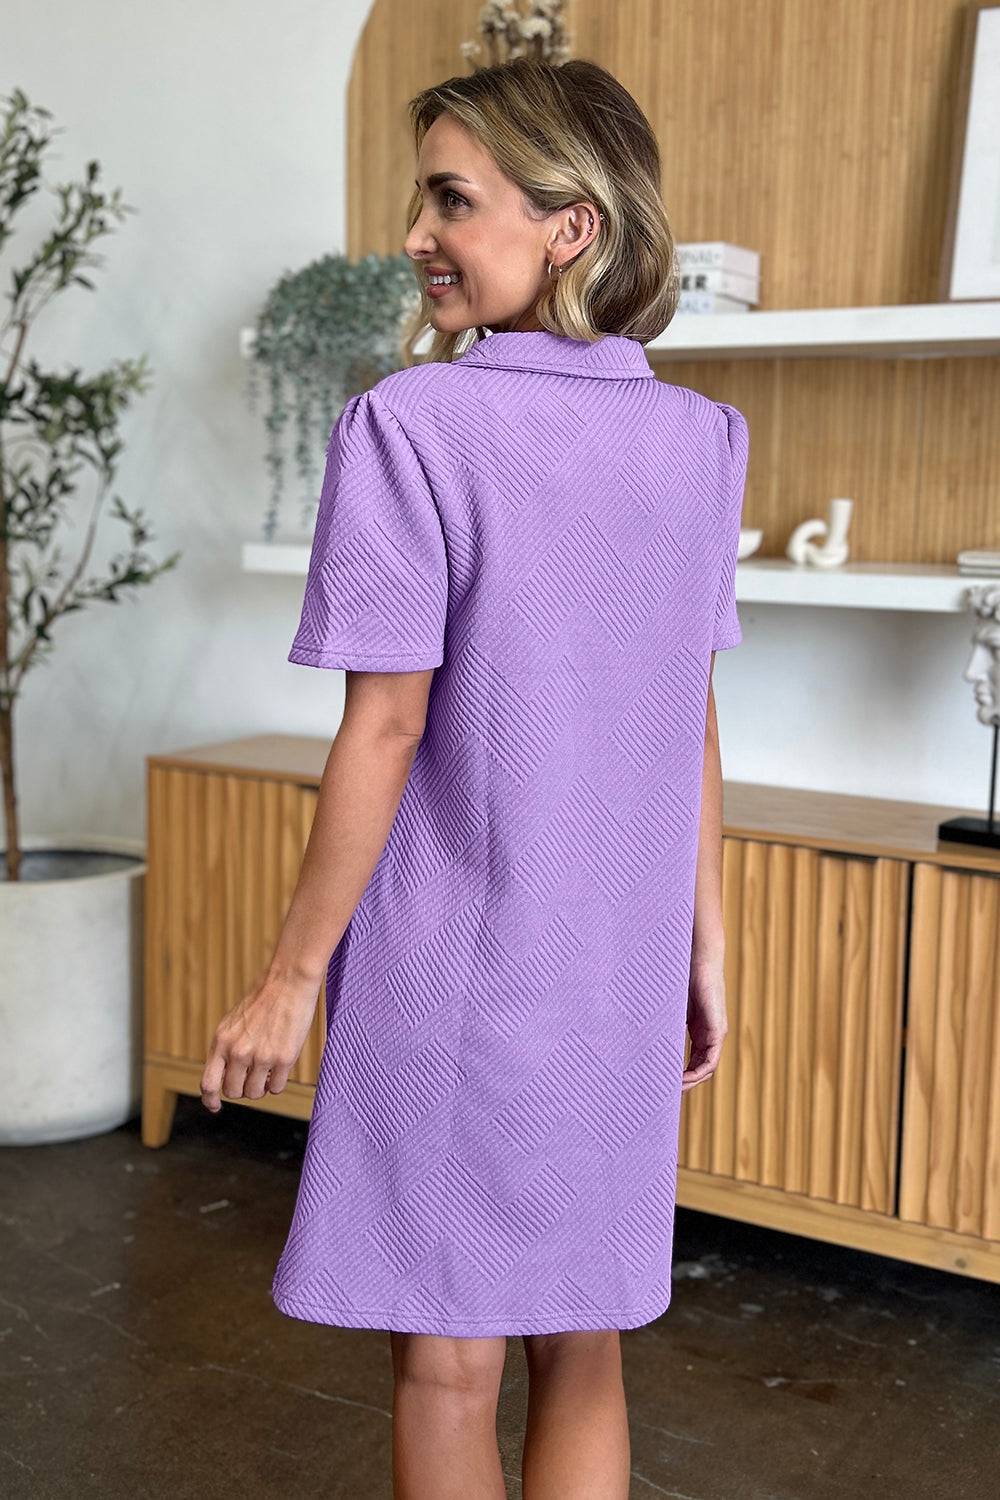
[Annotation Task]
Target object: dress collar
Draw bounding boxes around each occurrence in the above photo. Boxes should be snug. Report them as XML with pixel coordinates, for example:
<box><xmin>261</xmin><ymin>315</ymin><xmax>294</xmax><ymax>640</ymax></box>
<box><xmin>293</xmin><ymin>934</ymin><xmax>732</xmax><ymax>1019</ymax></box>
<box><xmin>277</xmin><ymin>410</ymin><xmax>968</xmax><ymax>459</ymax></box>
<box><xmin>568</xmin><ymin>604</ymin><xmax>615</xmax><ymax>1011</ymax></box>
<box><xmin>455</xmin><ymin>329</ymin><xmax>654</xmax><ymax>380</ymax></box>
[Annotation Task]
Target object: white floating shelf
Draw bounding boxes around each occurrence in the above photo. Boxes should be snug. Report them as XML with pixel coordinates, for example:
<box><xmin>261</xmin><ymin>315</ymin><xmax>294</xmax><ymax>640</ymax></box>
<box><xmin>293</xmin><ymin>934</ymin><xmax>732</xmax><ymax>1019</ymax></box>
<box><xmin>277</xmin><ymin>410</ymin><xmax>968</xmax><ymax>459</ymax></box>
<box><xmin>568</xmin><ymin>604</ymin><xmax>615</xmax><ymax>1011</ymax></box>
<box><xmin>243</xmin><ymin>543</ymin><xmax>985</xmax><ymax>615</ymax></box>
<box><xmin>644</xmin><ymin>301</ymin><xmax>1000</xmax><ymax>361</ymax></box>
<box><xmin>243</xmin><ymin>542</ymin><xmax>310</xmax><ymax>574</ymax></box>
<box><xmin>240</xmin><ymin>302</ymin><xmax>1000</xmax><ymax>366</ymax></box>
<box><xmin>734</xmin><ymin>558</ymin><xmax>980</xmax><ymax>613</ymax></box>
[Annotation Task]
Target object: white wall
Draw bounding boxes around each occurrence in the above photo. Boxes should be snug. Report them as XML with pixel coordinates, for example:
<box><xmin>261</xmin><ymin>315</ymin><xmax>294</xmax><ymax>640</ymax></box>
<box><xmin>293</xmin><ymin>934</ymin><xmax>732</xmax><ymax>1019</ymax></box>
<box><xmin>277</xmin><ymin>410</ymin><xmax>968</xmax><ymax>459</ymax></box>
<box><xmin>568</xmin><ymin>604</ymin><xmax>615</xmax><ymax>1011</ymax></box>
<box><xmin>7</xmin><ymin>0</ymin><xmax>372</xmax><ymax>846</ymax></box>
<box><xmin>4</xmin><ymin>1</ymin><xmax>989</xmax><ymax>851</ymax></box>
<box><xmin>714</xmin><ymin>602</ymin><xmax>985</xmax><ymax>807</ymax></box>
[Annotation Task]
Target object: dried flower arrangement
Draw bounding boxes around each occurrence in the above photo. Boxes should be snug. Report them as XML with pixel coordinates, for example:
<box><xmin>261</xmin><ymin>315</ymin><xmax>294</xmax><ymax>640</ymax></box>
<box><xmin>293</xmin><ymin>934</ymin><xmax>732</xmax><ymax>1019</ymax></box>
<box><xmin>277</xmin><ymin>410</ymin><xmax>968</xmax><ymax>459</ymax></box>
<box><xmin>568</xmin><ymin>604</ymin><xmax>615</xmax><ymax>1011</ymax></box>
<box><xmin>459</xmin><ymin>0</ymin><xmax>571</xmax><ymax>68</ymax></box>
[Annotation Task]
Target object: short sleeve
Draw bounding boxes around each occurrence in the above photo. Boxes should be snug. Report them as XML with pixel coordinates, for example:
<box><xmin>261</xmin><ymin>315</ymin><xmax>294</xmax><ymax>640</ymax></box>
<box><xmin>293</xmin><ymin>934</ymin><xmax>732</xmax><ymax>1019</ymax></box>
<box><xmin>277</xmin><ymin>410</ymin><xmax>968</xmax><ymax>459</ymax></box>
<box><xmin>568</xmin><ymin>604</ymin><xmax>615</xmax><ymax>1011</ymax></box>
<box><xmin>288</xmin><ymin>388</ymin><xmax>448</xmax><ymax>671</ymax></box>
<box><xmin>711</xmin><ymin>401</ymin><xmax>749</xmax><ymax>652</ymax></box>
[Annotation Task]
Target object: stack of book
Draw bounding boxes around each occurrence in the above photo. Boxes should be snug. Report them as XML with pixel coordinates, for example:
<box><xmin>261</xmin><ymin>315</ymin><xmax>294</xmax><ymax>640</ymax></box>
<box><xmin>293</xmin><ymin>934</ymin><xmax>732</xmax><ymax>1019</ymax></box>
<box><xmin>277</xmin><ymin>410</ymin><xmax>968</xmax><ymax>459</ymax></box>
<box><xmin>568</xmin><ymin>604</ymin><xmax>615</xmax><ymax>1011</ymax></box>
<box><xmin>675</xmin><ymin>242</ymin><xmax>760</xmax><ymax>313</ymax></box>
<box><xmin>957</xmin><ymin>549</ymin><xmax>1000</xmax><ymax>576</ymax></box>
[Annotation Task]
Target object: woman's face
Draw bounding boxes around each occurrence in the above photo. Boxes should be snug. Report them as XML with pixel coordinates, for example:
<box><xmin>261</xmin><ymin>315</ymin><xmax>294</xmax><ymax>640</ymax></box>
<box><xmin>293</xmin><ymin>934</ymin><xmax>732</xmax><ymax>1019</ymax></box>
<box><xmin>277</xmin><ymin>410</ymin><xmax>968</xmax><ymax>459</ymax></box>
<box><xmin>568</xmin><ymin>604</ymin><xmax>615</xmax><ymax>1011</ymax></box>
<box><xmin>404</xmin><ymin>113</ymin><xmax>599</xmax><ymax>335</ymax></box>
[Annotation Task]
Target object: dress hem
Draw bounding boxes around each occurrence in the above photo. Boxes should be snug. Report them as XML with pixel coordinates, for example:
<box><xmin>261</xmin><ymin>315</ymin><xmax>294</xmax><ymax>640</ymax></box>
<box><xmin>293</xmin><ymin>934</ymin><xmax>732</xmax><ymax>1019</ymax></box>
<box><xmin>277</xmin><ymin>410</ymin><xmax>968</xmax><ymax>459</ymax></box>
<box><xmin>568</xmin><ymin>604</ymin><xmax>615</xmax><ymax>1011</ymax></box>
<box><xmin>270</xmin><ymin>1285</ymin><xmax>673</xmax><ymax>1337</ymax></box>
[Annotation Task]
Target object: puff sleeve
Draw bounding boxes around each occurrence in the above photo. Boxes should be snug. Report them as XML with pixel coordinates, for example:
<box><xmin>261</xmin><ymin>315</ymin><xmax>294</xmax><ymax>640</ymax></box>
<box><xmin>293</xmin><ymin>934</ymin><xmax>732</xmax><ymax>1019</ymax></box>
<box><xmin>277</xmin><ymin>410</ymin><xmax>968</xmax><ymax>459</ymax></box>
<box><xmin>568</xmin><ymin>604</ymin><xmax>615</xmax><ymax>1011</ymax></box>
<box><xmin>711</xmin><ymin>401</ymin><xmax>749</xmax><ymax>652</ymax></box>
<box><xmin>287</xmin><ymin>388</ymin><xmax>449</xmax><ymax>671</ymax></box>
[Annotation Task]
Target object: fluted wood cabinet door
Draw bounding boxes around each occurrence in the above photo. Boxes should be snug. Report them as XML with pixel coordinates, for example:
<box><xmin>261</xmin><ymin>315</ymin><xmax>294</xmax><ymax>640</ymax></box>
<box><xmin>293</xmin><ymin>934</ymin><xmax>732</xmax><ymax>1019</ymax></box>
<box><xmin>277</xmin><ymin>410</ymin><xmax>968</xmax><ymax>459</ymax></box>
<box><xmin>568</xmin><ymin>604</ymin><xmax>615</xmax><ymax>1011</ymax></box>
<box><xmin>899</xmin><ymin>861</ymin><xmax>1000</xmax><ymax>1242</ymax></box>
<box><xmin>679</xmin><ymin>837</ymin><xmax>908</xmax><ymax>1215</ymax></box>
<box><xmin>145</xmin><ymin>765</ymin><xmax>328</xmax><ymax>1087</ymax></box>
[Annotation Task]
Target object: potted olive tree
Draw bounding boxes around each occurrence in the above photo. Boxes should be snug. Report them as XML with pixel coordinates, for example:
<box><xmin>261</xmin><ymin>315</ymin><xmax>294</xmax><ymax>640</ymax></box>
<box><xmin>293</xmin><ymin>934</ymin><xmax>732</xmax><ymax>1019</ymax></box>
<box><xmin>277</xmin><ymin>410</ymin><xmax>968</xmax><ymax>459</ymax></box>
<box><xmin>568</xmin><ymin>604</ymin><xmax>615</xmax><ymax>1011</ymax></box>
<box><xmin>0</xmin><ymin>89</ymin><xmax>179</xmax><ymax>1144</ymax></box>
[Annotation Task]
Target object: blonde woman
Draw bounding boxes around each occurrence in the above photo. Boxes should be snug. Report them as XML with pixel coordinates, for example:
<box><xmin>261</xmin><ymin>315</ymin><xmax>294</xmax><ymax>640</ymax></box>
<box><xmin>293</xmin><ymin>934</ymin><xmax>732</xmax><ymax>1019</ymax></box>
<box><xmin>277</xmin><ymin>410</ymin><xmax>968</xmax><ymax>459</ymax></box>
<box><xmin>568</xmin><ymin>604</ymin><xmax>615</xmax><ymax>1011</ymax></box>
<box><xmin>202</xmin><ymin>56</ymin><xmax>748</xmax><ymax>1500</ymax></box>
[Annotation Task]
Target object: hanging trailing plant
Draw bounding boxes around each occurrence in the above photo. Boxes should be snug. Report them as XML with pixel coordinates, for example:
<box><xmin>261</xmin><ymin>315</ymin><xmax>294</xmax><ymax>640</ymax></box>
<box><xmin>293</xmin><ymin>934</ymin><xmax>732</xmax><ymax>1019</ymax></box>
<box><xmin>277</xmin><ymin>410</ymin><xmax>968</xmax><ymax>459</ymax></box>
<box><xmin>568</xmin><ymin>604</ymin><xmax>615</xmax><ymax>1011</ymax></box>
<box><xmin>246</xmin><ymin>251</ymin><xmax>418</xmax><ymax>540</ymax></box>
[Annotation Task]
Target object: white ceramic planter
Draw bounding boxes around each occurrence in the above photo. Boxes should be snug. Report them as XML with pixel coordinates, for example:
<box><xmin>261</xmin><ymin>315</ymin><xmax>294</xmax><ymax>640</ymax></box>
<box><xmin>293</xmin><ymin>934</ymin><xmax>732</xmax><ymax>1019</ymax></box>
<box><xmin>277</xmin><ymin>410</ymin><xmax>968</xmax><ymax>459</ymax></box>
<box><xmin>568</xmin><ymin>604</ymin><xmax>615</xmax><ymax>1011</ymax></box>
<box><xmin>0</xmin><ymin>834</ymin><xmax>146</xmax><ymax>1145</ymax></box>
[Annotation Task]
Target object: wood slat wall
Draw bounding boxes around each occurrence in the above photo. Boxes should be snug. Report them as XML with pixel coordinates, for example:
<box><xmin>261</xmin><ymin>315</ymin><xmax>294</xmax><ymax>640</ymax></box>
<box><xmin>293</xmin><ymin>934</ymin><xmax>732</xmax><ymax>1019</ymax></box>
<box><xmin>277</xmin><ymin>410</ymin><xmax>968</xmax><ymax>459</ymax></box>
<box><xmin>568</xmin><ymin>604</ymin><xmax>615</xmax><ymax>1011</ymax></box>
<box><xmin>347</xmin><ymin>0</ymin><xmax>1000</xmax><ymax>564</ymax></box>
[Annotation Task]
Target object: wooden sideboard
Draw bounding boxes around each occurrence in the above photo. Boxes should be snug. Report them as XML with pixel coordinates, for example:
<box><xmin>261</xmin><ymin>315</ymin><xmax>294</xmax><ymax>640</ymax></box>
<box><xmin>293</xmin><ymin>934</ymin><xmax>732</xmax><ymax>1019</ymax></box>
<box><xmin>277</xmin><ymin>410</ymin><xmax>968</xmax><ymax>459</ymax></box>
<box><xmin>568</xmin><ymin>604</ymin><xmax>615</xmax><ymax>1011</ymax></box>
<box><xmin>143</xmin><ymin>735</ymin><xmax>1000</xmax><ymax>1285</ymax></box>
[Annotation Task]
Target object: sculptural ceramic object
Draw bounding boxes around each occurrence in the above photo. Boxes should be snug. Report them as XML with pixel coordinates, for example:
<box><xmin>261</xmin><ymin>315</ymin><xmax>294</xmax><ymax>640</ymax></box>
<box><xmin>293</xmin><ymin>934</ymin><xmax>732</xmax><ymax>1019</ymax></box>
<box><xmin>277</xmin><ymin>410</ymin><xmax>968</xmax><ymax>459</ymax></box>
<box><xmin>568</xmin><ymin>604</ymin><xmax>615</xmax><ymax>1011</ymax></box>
<box><xmin>786</xmin><ymin>497</ymin><xmax>853</xmax><ymax>568</ymax></box>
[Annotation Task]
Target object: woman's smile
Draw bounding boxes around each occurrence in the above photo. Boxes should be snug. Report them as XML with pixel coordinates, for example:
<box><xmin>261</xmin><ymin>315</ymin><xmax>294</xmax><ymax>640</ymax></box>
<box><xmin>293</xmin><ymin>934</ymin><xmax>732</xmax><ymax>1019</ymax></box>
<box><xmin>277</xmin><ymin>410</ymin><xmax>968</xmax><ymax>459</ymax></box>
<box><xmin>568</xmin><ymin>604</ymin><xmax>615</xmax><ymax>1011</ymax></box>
<box><xmin>426</xmin><ymin>270</ymin><xmax>463</xmax><ymax>298</ymax></box>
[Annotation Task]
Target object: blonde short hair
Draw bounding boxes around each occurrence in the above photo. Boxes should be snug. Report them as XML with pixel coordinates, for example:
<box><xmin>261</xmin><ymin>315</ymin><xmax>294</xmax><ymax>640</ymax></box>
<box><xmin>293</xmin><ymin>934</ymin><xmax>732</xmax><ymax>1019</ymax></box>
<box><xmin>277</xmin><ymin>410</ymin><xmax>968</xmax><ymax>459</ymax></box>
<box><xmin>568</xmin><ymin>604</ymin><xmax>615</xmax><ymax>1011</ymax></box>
<box><xmin>402</xmin><ymin>57</ymin><xmax>680</xmax><ymax>366</ymax></box>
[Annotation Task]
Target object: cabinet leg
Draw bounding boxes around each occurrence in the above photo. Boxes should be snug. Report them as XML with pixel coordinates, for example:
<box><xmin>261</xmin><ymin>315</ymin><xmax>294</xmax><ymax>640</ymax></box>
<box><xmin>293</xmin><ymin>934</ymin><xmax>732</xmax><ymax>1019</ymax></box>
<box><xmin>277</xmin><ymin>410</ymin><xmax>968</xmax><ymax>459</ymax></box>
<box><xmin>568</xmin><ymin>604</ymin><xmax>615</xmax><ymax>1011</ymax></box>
<box><xmin>142</xmin><ymin>1063</ymin><xmax>179</xmax><ymax>1147</ymax></box>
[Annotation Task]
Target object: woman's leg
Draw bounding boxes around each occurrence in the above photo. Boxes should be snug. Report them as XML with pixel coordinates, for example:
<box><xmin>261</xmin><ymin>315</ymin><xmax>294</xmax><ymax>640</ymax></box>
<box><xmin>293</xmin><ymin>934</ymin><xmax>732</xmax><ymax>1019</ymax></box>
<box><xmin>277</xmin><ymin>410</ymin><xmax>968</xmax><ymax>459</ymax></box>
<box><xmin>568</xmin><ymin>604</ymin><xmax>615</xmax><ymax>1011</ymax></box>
<box><xmin>389</xmin><ymin>1330</ymin><xmax>508</xmax><ymax>1500</ymax></box>
<box><xmin>520</xmin><ymin>1330</ymin><xmax>630</xmax><ymax>1500</ymax></box>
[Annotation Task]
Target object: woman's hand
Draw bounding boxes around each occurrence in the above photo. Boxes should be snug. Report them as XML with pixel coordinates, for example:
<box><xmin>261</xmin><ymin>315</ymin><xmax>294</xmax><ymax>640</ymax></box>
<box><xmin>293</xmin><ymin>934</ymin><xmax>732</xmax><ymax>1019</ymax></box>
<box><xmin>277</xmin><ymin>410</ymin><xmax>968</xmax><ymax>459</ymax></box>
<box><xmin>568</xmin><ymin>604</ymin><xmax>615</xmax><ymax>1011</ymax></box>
<box><xmin>682</xmin><ymin>953</ymin><xmax>728</xmax><ymax>1092</ymax></box>
<box><xmin>200</xmin><ymin>965</ymin><xmax>322</xmax><ymax>1113</ymax></box>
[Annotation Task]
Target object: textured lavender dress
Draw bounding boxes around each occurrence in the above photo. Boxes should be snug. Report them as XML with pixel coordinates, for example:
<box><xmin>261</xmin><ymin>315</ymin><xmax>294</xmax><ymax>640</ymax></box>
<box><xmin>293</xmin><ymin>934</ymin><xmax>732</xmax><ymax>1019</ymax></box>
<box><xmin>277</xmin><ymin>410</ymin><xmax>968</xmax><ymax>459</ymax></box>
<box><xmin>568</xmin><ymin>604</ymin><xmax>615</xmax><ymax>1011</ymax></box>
<box><xmin>271</xmin><ymin>330</ymin><xmax>749</xmax><ymax>1337</ymax></box>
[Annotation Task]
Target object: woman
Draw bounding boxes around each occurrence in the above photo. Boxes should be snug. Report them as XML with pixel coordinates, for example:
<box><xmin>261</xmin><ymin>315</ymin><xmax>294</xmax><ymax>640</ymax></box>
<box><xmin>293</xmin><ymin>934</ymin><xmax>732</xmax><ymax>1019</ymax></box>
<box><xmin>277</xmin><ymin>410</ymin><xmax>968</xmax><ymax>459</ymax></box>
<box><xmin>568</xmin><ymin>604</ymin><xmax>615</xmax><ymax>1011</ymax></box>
<box><xmin>202</xmin><ymin>56</ymin><xmax>748</xmax><ymax>1500</ymax></box>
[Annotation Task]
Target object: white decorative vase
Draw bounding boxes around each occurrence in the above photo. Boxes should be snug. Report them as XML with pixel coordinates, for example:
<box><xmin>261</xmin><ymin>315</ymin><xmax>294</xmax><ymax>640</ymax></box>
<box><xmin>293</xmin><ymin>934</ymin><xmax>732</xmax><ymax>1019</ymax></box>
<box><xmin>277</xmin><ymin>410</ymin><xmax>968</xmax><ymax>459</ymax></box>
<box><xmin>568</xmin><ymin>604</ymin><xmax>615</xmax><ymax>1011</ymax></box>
<box><xmin>0</xmin><ymin>834</ymin><xmax>146</xmax><ymax>1145</ymax></box>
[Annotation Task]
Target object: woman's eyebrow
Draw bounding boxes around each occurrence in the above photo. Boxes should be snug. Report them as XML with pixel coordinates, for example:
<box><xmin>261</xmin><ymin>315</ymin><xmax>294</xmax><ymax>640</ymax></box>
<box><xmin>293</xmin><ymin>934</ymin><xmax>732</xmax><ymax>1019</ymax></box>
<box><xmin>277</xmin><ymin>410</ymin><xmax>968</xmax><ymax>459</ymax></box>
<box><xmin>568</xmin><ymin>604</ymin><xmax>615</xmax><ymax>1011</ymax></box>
<box><xmin>415</xmin><ymin>172</ymin><xmax>475</xmax><ymax>190</ymax></box>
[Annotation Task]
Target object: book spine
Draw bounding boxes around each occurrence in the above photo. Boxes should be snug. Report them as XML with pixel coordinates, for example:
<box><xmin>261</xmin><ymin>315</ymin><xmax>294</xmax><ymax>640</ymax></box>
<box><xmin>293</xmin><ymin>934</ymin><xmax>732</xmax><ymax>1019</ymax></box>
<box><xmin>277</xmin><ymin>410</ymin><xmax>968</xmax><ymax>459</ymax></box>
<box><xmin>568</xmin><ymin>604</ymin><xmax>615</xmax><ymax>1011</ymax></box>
<box><xmin>675</xmin><ymin>241</ymin><xmax>761</xmax><ymax>278</ymax></box>
<box><xmin>677</xmin><ymin>290</ymin><xmax>753</xmax><ymax>314</ymax></box>
<box><xmin>678</xmin><ymin>267</ymin><xmax>759</xmax><ymax>303</ymax></box>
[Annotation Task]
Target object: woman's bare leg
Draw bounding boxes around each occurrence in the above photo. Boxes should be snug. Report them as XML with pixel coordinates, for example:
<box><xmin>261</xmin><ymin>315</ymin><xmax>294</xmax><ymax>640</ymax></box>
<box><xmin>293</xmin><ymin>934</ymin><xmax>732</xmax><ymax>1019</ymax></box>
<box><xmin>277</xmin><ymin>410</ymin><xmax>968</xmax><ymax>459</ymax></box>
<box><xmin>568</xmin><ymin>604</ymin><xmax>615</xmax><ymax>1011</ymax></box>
<box><xmin>389</xmin><ymin>1330</ymin><xmax>508</xmax><ymax>1500</ymax></box>
<box><xmin>520</xmin><ymin>1330</ymin><xmax>630</xmax><ymax>1499</ymax></box>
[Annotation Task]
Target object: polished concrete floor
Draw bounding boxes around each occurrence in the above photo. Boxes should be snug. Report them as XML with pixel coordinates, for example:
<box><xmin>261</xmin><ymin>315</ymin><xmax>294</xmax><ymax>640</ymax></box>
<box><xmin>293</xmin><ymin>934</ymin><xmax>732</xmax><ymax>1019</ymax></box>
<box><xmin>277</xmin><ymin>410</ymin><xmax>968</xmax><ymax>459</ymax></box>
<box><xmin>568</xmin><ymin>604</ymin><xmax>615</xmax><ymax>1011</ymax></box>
<box><xmin>2</xmin><ymin>1095</ymin><xmax>997</xmax><ymax>1500</ymax></box>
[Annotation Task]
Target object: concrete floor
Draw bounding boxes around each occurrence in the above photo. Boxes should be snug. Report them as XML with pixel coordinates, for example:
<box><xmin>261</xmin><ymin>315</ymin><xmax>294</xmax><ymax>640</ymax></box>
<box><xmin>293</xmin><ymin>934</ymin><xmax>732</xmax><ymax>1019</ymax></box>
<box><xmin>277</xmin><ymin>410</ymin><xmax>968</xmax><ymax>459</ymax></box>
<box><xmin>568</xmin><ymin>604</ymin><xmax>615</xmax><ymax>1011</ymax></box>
<box><xmin>1</xmin><ymin>1096</ymin><xmax>997</xmax><ymax>1500</ymax></box>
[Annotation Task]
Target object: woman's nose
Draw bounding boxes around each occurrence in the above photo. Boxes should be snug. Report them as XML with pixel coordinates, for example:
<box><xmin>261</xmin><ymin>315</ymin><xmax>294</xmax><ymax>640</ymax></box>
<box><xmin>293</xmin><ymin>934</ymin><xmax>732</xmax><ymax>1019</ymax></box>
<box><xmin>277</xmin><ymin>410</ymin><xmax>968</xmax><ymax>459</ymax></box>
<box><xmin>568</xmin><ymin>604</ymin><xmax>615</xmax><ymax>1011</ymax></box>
<box><xmin>404</xmin><ymin>229</ymin><xmax>434</xmax><ymax>260</ymax></box>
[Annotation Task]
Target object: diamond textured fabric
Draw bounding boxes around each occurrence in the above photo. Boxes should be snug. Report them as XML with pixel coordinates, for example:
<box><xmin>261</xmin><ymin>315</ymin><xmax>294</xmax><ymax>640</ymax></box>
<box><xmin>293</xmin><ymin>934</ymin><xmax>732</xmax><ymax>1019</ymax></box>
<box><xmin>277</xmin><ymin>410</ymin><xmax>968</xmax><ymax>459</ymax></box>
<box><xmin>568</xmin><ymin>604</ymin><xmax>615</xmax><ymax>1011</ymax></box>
<box><xmin>271</xmin><ymin>330</ymin><xmax>749</xmax><ymax>1336</ymax></box>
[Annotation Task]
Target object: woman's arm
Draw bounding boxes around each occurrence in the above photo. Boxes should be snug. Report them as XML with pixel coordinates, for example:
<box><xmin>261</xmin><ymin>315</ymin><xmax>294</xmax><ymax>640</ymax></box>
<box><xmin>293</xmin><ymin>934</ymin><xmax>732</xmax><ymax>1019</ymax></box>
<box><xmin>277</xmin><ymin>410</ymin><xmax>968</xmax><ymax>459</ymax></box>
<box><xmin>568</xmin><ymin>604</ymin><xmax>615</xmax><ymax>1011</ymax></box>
<box><xmin>268</xmin><ymin>671</ymin><xmax>433</xmax><ymax>985</ymax></box>
<box><xmin>691</xmin><ymin>663</ymin><xmax>726</xmax><ymax>966</ymax></box>
<box><xmin>200</xmin><ymin>669</ymin><xmax>434</xmax><ymax>1112</ymax></box>
<box><xmin>683</xmin><ymin>657</ymin><xmax>729</xmax><ymax>1091</ymax></box>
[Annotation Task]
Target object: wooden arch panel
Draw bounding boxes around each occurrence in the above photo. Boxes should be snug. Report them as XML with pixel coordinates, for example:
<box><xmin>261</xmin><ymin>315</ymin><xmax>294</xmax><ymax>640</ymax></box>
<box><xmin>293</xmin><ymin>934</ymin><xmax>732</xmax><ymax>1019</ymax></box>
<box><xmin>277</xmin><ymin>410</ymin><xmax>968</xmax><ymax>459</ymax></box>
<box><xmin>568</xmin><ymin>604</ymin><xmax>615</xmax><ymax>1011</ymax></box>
<box><xmin>347</xmin><ymin>1</ymin><xmax>1000</xmax><ymax>566</ymax></box>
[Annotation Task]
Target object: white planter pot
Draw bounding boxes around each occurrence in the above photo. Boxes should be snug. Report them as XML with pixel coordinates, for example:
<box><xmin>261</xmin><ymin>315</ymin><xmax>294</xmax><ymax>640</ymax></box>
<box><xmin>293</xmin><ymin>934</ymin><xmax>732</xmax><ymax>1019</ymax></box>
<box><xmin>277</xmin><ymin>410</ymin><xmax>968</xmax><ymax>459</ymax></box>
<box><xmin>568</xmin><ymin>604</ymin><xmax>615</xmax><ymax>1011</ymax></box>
<box><xmin>1</xmin><ymin>834</ymin><xmax>146</xmax><ymax>1145</ymax></box>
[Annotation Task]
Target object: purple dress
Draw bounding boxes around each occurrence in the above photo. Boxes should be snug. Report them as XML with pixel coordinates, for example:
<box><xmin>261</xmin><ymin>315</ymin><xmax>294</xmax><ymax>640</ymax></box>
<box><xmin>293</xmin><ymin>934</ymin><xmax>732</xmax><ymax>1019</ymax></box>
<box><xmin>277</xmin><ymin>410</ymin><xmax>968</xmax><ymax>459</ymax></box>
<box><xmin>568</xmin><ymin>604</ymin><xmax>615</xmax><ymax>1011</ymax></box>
<box><xmin>271</xmin><ymin>330</ymin><xmax>749</xmax><ymax>1337</ymax></box>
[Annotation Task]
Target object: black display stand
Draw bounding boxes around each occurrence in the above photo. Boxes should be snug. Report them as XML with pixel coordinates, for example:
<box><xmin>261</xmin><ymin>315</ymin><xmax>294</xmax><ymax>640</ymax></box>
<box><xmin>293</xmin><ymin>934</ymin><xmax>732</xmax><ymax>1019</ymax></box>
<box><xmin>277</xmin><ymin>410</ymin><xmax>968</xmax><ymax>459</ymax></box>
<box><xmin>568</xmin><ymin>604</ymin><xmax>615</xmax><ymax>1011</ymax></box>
<box><xmin>938</xmin><ymin>721</ymin><xmax>1000</xmax><ymax>849</ymax></box>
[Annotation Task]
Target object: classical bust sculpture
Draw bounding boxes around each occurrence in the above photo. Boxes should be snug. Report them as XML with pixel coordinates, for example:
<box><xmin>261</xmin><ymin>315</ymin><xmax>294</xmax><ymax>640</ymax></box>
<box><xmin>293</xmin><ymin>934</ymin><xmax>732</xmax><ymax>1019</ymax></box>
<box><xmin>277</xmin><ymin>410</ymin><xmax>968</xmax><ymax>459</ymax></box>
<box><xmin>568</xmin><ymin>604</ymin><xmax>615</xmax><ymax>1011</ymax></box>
<box><xmin>963</xmin><ymin>582</ymin><xmax>1000</xmax><ymax>729</ymax></box>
